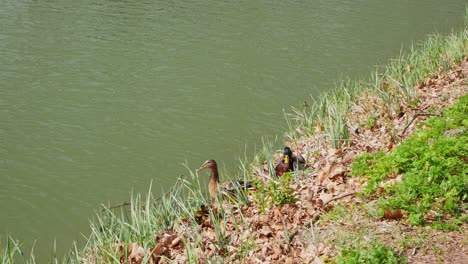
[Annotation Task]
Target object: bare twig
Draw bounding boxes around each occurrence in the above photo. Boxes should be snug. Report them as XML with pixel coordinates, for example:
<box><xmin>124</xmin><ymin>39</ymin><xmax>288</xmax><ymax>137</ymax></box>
<box><xmin>103</xmin><ymin>175</ymin><xmax>186</xmax><ymax>211</ymax></box>
<box><xmin>401</xmin><ymin>112</ymin><xmax>441</xmax><ymax>136</ymax></box>
<box><xmin>108</xmin><ymin>202</ymin><xmax>131</xmax><ymax>210</ymax></box>
<box><xmin>323</xmin><ymin>191</ymin><xmax>357</xmax><ymax>206</ymax></box>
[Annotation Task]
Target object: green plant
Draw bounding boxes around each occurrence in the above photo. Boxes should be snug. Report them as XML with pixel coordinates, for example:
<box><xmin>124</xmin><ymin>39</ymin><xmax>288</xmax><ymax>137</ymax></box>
<box><xmin>1</xmin><ymin>237</ymin><xmax>23</xmax><ymax>264</ymax></box>
<box><xmin>321</xmin><ymin>205</ymin><xmax>349</xmax><ymax>222</ymax></box>
<box><xmin>365</xmin><ymin>116</ymin><xmax>378</xmax><ymax>129</ymax></box>
<box><xmin>236</xmin><ymin>238</ymin><xmax>256</xmax><ymax>260</ymax></box>
<box><xmin>335</xmin><ymin>243</ymin><xmax>406</xmax><ymax>264</ymax></box>
<box><xmin>253</xmin><ymin>173</ymin><xmax>299</xmax><ymax>212</ymax></box>
<box><xmin>352</xmin><ymin>96</ymin><xmax>468</xmax><ymax>228</ymax></box>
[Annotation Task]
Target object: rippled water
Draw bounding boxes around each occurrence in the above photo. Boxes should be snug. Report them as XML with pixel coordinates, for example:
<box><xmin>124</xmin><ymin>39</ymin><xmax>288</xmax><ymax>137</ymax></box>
<box><xmin>0</xmin><ymin>0</ymin><xmax>465</xmax><ymax>259</ymax></box>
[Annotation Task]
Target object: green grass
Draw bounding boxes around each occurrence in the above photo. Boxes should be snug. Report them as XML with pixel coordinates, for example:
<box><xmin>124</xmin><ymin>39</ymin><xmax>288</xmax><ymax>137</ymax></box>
<box><xmin>335</xmin><ymin>243</ymin><xmax>406</xmax><ymax>264</ymax></box>
<box><xmin>352</xmin><ymin>96</ymin><xmax>468</xmax><ymax>229</ymax></box>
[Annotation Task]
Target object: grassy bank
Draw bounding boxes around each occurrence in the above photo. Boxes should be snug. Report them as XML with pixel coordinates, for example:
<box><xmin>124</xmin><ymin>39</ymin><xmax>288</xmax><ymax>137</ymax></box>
<box><xmin>2</xmin><ymin>17</ymin><xmax>467</xmax><ymax>264</ymax></box>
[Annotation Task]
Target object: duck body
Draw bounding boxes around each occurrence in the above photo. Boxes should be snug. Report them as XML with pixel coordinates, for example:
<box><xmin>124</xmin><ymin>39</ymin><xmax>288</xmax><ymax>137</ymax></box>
<box><xmin>197</xmin><ymin>159</ymin><xmax>252</xmax><ymax>199</ymax></box>
<box><xmin>275</xmin><ymin>147</ymin><xmax>293</xmax><ymax>176</ymax></box>
<box><xmin>275</xmin><ymin>147</ymin><xmax>305</xmax><ymax>176</ymax></box>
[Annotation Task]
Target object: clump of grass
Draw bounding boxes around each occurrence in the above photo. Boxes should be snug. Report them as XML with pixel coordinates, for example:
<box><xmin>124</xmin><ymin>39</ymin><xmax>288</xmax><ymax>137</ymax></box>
<box><xmin>0</xmin><ymin>237</ymin><xmax>25</xmax><ymax>264</ymax></box>
<box><xmin>288</xmin><ymin>81</ymin><xmax>357</xmax><ymax>148</ymax></box>
<box><xmin>352</xmin><ymin>96</ymin><xmax>468</xmax><ymax>229</ymax></box>
<box><xmin>79</xmin><ymin>158</ymin><xmax>260</xmax><ymax>263</ymax></box>
<box><xmin>335</xmin><ymin>243</ymin><xmax>406</xmax><ymax>264</ymax></box>
<box><xmin>285</xmin><ymin>25</ymin><xmax>467</xmax><ymax>149</ymax></box>
<box><xmin>80</xmin><ymin>174</ymin><xmax>205</xmax><ymax>263</ymax></box>
<box><xmin>0</xmin><ymin>237</ymin><xmax>73</xmax><ymax>264</ymax></box>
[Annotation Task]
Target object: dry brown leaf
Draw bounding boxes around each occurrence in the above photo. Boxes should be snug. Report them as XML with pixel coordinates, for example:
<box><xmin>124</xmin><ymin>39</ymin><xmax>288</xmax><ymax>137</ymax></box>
<box><xmin>300</xmin><ymin>244</ymin><xmax>317</xmax><ymax>262</ymax></box>
<box><xmin>204</xmin><ymin>228</ymin><xmax>217</xmax><ymax>241</ymax></box>
<box><xmin>342</xmin><ymin>151</ymin><xmax>356</xmax><ymax>164</ymax></box>
<box><xmin>170</xmin><ymin>237</ymin><xmax>182</xmax><ymax>248</ymax></box>
<box><xmin>306</xmin><ymin>206</ymin><xmax>315</xmax><ymax>216</ymax></box>
<box><xmin>318</xmin><ymin>191</ymin><xmax>334</xmax><ymax>205</ymax></box>
<box><xmin>384</xmin><ymin>209</ymin><xmax>404</xmax><ymax>220</ymax></box>
<box><xmin>150</xmin><ymin>244</ymin><xmax>166</xmax><ymax>264</ymax></box>
<box><xmin>314</xmin><ymin>256</ymin><xmax>325</xmax><ymax>264</ymax></box>
<box><xmin>312</xmin><ymin>198</ymin><xmax>324</xmax><ymax>208</ymax></box>
<box><xmin>329</xmin><ymin>166</ymin><xmax>346</xmax><ymax>179</ymax></box>
<box><xmin>276</xmin><ymin>230</ymin><xmax>285</xmax><ymax>240</ymax></box>
<box><xmin>318</xmin><ymin>161</ymin><xmax>332</xmax><ymax>183</ymax></box>
<box><xmin>128</xmin><ymin>242</ymin><xmax>145</xmax><ymax>264</ymax></box>
<box><xmin>261</xmin><ymin>245</ymin><xmax>268</xmax><ymax>256</ymax></box>
<box><xmin>260</xmin><ymin>226</ymin><xmax>273</xmax><ymax>237</ymax></box>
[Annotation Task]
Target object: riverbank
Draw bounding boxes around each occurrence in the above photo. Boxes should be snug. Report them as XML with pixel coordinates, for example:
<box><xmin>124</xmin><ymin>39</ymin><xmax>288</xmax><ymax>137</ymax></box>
<box><xmin>80</xmin><ymin>23</ymin><xmax>467</xmax><ymax>264</ymax></box>
<box><xmin>2</xmin><ymin>18</ymin><xmax>467</xmax><ymax>264</ymax></box>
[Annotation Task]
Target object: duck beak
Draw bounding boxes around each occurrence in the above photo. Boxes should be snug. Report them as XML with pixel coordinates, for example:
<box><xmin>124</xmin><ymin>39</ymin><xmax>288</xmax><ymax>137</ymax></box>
<box><xmin>196</xmin><ymin>165</ymin><xmax>207</xmax><ymax>172</ymax></box>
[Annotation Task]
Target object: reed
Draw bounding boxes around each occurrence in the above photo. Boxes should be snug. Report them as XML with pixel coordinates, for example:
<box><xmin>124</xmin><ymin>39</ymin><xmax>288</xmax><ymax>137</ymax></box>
<box><xmin>284</xmin><ymin>26</ymin><xmax>467</xmax><ymax>148</ymax></box>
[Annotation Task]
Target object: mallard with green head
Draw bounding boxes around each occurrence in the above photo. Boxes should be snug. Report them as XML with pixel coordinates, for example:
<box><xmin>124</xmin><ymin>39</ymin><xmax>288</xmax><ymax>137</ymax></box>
<box><xmin>275</xmin><ymin>147</ymin><xmax>305</xmax><ymax>176</ymax></box>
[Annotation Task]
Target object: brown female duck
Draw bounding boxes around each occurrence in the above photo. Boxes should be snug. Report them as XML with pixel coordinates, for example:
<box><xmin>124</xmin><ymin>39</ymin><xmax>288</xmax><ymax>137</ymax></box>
<box><xmin>196</xmin><ymin>159</ymin><xmax>252</xmax><ymax>199</ymax></box>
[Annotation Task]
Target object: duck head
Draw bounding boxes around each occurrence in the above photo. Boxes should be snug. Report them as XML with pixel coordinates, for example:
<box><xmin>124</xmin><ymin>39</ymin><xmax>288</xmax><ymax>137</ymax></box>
<box><xmin>196</xmin><ymin>159</ymin><xmax>218</xmax><ymax>172</ymax></box>
<box><xmin>283</xmin><ymin>147</ymin><xmax>293</xmax><ymax>163</ymax></box>
<box><xmin>283</xmin><ymin>147</ymin><xmax>294</xmax><ymax>171</ymax></box>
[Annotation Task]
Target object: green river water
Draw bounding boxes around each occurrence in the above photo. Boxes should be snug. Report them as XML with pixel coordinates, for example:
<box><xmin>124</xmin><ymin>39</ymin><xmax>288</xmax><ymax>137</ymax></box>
<box><xmin>1</xmin><ymin>0</ymin><xmax>466</xmax><ymax>259</ymax></box>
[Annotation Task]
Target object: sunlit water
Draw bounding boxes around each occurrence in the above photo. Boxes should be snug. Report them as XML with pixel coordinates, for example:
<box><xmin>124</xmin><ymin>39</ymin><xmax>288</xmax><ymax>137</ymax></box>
<box><xmin>0</xmin><ymin>0</ymin><xmax>465</xmax><ymax>259</ymax></box>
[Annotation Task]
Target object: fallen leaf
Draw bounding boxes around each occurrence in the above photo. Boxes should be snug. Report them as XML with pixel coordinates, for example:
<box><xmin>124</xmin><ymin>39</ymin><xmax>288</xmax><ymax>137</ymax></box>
<box><xmin>342</xmin><ymin>151</ymin><xmax>356</xmax><ymax>164</ymax></box>
<box><xmin>318</xmin><ymin>161</ymin><xmax>332</xmax><ymax>183</ymax></box>
<box><xmin>329</xmin><ymin>166</ymin><xmax>346</xmax><ymax>179</ymax></box>
<box><xmin>128</xmin><ymin>242</ymin><xmax>145</xmax><ymax>263</ymax></box>
<box><xmin>384</xmin><ymin>209</ymin><xmax>403</xmax><ymax>220</ymax></box>
<box><xmin>319</xmin><ymin>191</ymin><xmax>334</xmax><ymax>205</ymax></box>
<box><xmin>300</xmin><ymin>244</ymin><xmax>317</xmax><ymax>261</ymax></box>
<box><xmin>312</xmin><ymin>199</ymin><xmax>324</xmax><ymax>208</ymax></box>
<box><xmin>314</xmin><ymin>256</ymin><xmax>325</xmax><ymax>264</ymax></box>
<box><xmin>260</xmin><ymin>226</ymin><xmax>273</xmax><ymax>237</ymax></box>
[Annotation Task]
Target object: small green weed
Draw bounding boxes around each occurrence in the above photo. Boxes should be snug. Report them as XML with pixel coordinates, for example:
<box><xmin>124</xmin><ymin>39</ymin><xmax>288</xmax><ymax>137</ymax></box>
<box><xmin>335</xmin><ymin>243</ymin><xmax>406</xmax><ymax>264</ymax></box>
<box><xmin>321</xmin><ymin>205</ymin><xmax>350</xmax><ymax>222</ymax></box>
<box><xmin>237</xmin><ymin>239</ymin><xmax>256</xmax><ymax>260</ymax></box>
<box><xmin>365</xmin><ymin>116</ymin><xmax>379</xmax><ymax>129</ymax></box>
<box><xmin>352</xmin><ymin>96</ymin><xmax>468</xmax><ymax>228</ymax></box>
<box><xmin>253</xmin><ymin>173</ymin><xmax>299</xmax><ymax>212</ymax></box>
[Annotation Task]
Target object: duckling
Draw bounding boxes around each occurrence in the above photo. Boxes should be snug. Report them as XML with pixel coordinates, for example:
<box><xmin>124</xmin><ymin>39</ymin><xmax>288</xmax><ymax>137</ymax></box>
<box><xmin>194</xmin><ymin>204</ymin><xmax>210</xmax><ymax>225</ymax></box>
<box><xmin>196</xmin><ymin>159</ymin><xmax>253</xmax><ymax>200</ymax></box>
<box><xmin>275</xmin><ymin>147</ymin><xmax>306</xmax><ymax>176</ymax></box>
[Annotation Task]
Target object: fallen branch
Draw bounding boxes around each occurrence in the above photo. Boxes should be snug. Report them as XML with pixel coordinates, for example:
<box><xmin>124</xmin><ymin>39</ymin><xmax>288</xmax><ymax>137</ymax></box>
<box><xmin>323</xmin><ymin>191</ymin><xmax>357</xmax><ymax>206</ymax></box>
<box><xmin>108</xmin><ymin>201</ymin><xmax>131</xmax><ymax>210</ymax></box>
<box><xmin>103</xmin><ymin>175</ymin><xmax>186</xmax><ymax>211</ymax></box>
<box><xmin>401</xmin><ymin>112</ymin><xmax>441</xmax><ymax>136</ymax></box>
